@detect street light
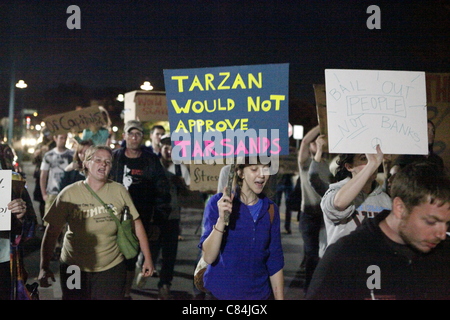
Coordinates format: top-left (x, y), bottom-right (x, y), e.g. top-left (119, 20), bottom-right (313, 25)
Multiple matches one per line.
top-left (116, 94), bottom-right (124, 102)
top-left (15, 79), bottom-right (27, 89)
top-left (7, 70), bottom-right (28, 143)
top-left (140, 81), bottom-right (153, 91)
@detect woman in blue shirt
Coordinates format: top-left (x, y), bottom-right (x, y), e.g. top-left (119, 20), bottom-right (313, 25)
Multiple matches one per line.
top-left (199, 158), bottom-right (284, 300)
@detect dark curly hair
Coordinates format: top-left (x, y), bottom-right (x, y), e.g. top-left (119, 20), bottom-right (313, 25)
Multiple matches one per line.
top-left (334, 153), bottom-right (357, 181)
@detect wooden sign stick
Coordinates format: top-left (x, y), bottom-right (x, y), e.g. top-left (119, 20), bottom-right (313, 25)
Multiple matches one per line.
top-left (223, 163), bottom-right (235, 226)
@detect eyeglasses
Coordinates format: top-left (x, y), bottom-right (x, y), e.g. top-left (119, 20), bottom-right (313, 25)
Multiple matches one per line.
top-left (127, 132), bottom-right (143, 138)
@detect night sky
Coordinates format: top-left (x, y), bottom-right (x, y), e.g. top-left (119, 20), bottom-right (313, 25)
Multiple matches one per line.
top-left (1, 0), bottom-right (449, 119)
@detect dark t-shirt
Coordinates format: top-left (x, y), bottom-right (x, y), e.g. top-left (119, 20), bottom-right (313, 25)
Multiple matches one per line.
top-left (120, 156), bottom-right (156, 224)
top-left (111, 148), bottom-right (171, 229)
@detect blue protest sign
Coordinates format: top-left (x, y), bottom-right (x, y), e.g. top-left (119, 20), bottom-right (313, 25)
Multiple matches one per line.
top-left (163, 63), bottom-right (289, 162)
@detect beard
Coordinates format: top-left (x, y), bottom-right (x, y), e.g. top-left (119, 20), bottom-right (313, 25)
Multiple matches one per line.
top-left (398, 228), bottom-right (423, 253)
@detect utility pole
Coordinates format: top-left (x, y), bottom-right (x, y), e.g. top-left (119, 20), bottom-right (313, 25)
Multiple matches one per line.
top-left (8, 61), bottom-right (15, 144)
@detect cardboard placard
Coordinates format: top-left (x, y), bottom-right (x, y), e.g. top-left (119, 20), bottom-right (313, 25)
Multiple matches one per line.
top-left (44, 106), bottom-right (108, 135)
top-left (426, 73), bottom-right (450, 170)
top-left (189, 163), bottom-right (224, 192)
top-left (313, 83), bottom-right (328, 153)
top-left (123, 91), bottom-right (168, 123)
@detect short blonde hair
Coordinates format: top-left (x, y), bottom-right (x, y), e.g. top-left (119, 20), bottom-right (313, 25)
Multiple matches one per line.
top-left (82, 145), bottom-right (113, 176)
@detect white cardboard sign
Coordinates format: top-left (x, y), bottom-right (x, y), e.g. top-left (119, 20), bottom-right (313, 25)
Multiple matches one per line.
top-left (325, 69), bottom-right (428, 155)
top-left (0, 170), bottom-right (12, 231)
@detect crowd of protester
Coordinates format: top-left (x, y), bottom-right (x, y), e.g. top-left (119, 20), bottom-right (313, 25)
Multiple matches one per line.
top-left (1, 113), bottom-right (449, 300)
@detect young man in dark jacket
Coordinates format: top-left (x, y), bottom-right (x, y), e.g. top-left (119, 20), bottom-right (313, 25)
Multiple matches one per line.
top-left (306, 160), bottom-right (450, 300)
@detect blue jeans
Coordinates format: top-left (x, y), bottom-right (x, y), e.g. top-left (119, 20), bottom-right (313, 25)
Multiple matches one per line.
top-left (299, 209), bottom-right (324, 291)
top-left (274, 183), bottom-right (294, 231)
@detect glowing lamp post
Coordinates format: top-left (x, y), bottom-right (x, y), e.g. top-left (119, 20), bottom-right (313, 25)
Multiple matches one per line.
top-left (140, 81), bottom-right (153, 91)
top-left (15, 80), bottom-right (27, 89)
top-left (7, 74), bottom-right (28, 143)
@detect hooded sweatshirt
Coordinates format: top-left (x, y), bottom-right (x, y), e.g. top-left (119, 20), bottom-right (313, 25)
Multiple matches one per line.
top-left (320, 177), bottom-right (392, 247)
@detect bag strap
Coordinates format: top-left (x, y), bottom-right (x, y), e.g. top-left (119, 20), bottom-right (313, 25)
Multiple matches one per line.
top-left (269, 203), bottom-right (274, 224)
top-left (175, 164), bottom-right (182, 177)
top-left (83, 182), bottom-right (120, 226)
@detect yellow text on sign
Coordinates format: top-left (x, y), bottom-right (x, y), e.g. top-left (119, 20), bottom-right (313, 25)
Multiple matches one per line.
top-left (171, 72), bottom-right (262, 92)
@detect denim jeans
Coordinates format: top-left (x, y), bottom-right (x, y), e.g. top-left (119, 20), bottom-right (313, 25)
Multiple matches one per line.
top-left (274, 181), bottom-right (294, 231)
top-left (299, 209), bottom-right (324, 292)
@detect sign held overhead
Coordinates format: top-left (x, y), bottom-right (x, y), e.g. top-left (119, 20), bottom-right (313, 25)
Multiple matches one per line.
top-left (163, 63), bottom-right (290, 163)
top-left (325, 69), bottom-right (428, 155)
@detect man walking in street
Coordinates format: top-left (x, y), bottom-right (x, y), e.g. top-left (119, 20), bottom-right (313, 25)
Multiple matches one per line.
top-left (39, 133), bottom-right (74, 260)
top-left (111, 120), bottom-right (171, 300)
top-left (40, 133), bottom-right (74, 213)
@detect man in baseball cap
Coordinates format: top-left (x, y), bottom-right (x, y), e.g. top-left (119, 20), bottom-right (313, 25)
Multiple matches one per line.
top-left (111, 119), bottom-right (171, 299)
top-left (124, 120), bottom-right (144, 134)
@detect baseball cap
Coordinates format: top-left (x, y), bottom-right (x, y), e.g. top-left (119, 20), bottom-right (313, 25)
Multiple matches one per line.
top-left (124, 120), bottom-right (144, 133)
top-left (160, 134), bottom-right (171, 145)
